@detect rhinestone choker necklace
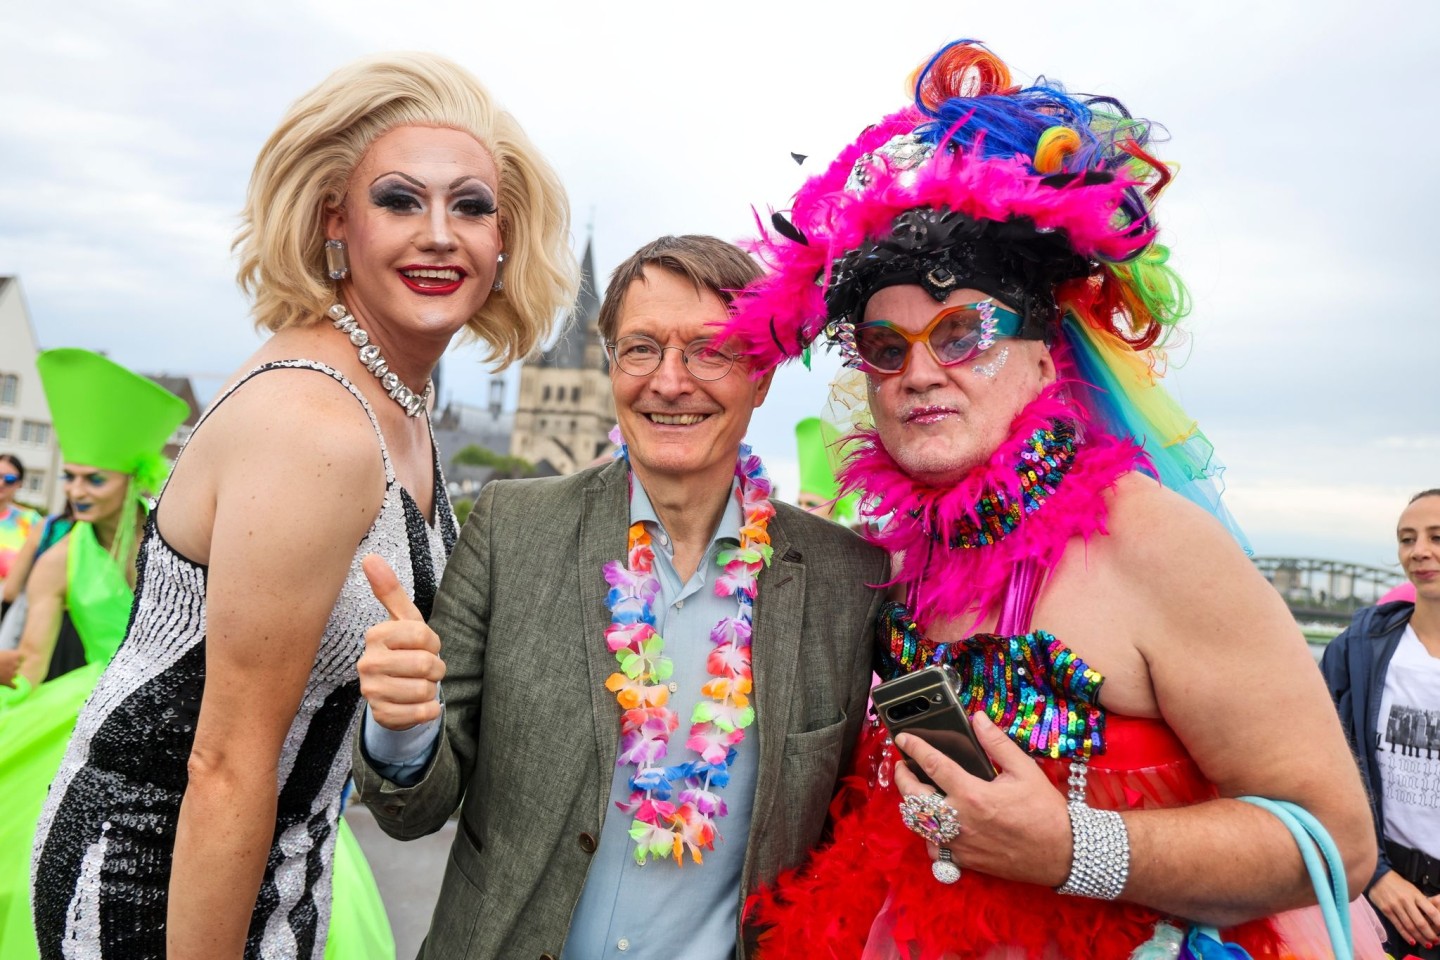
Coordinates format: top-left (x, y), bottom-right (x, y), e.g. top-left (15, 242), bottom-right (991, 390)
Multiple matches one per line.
top-left (327, 303), bottom-right (433, 418)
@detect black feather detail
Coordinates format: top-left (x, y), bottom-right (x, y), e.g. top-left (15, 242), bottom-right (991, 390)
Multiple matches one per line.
top-left (769, 315), bottom-right (787, 356)
top-left (791, 152), bottom-right (807, 165)
top-left (1039, 170), bottom-right (1114, 189)
top-left (771, 211), bottom-right (809, 247)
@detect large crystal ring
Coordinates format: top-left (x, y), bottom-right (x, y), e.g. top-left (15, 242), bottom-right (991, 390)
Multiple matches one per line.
top-left (932, 847), bottom-right (961, 884)
top-left (899, 792), bottom-right (961, 844)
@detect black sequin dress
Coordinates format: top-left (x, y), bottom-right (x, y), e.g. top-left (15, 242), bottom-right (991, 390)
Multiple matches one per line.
top-left (30, 361), bottom-right (457, 959)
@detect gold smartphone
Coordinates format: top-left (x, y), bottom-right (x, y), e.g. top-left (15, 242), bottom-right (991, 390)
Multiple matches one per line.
top-left (872, 664), bottom-right (996, 785)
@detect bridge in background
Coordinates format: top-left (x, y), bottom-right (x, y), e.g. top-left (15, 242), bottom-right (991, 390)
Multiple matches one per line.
top-left (1253, 556), bottom-right (1404, 627)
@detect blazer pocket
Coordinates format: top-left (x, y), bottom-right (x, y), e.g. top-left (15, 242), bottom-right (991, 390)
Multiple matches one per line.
top-left (774, 716), bottom-right (850, 872)
top-left (784, 715), bottom-right (848, 756)
top-left (425, 818), bottom-right (485, 956)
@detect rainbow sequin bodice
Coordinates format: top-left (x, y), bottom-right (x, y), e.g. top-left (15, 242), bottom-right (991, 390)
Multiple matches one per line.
top-left (877, 601), bottom-right (1107, 759)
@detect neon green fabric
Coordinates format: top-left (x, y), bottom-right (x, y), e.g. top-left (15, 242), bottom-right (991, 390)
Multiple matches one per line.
top-left (65, 522), bottom-right (133, 665)
top-left (325, 819), bottom-right (398, 960)
top-left (0, 660), bottom-right (101, 960)
top-left (35, 349), bottom-right (188, 480)
top-left (795, 417), bottom-right (859, 523)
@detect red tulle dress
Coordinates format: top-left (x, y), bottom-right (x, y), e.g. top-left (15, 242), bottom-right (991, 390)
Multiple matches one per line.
top-left (745, 598), bottom-right (1386, 960)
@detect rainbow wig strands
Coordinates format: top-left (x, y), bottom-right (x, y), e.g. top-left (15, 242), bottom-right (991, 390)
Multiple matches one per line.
top-left (724, 39), bottom-right (1248, 548)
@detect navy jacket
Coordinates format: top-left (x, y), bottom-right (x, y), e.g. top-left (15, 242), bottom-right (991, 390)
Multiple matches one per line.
top-left (1319, 600), bottom-right (1415, 889)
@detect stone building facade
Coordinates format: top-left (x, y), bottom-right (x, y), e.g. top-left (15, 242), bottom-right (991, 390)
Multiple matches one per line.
top-left (509, 241), bottom-right (617, 474)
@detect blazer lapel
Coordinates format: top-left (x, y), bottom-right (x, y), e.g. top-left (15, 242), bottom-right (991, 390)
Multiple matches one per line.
top-left (578, 458), bottom-right (631, 823)
top-left (743, 507), bottom-right (806, 881)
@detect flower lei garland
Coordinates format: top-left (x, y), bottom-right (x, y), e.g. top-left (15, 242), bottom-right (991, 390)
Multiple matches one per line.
top-left (603, 440), bottom-right (775, 865)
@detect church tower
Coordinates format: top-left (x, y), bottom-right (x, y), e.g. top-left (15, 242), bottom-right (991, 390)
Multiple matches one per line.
top-left (509, 239), bottom-right (616, 474)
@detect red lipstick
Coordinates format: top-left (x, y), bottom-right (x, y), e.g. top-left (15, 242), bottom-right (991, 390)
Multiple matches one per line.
top-left (398, 265), bottom-right (466, 296)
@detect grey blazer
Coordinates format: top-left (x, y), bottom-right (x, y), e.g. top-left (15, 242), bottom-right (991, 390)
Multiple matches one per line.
top-left (353, 458), bottom-right (888, 960)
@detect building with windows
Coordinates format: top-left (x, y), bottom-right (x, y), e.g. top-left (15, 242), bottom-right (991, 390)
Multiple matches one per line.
top-left (508, 240), bottom-right (617, 474)
top-left (141, 374), bottom-right (202, 460)
top-left (0, 277), bottom-right (63, 512)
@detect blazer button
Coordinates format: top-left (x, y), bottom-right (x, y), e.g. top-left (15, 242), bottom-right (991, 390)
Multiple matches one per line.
top-left (541, 954), bottom-right (559, 960)
top-left (578, 832), bottom-right (598, 854)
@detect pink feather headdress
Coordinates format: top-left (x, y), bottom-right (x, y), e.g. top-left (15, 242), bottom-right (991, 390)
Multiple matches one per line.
top-left (724, 107), bottom-right (1156, 372)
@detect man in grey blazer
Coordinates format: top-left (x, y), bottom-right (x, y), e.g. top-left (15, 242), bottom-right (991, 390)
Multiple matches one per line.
top-left (354, 235), bottom-right (887, 960)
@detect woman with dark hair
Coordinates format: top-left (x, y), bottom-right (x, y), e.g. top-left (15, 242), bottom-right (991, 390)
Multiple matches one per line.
top-left (0, 453), bottom-right (40, 605)
top-left (1324, 490), bottom-right (1440, 958)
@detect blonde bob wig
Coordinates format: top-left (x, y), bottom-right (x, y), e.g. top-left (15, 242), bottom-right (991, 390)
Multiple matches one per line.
top-left (235, 52), bottom-right (577, 366)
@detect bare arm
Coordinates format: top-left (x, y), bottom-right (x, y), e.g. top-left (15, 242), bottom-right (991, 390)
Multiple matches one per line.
top-left (1118, 483), bottom-right (1375, 921)
top-left (2, 520), bottom-right (44, 604)
top-left (166, 379), bottom-right (384, 959)
top-left (4, 543), bottom-right (68, 688)
top-left (896, 479), bottom-right (1375, 927)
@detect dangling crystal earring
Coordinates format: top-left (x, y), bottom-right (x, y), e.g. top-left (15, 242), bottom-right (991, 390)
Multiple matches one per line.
top-left (325, 240), bottom-right (350, 281)
top-left (492, 252), bottom-right (506, 292)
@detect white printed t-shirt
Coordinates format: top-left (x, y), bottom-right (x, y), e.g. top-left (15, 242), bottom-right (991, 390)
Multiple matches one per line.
top-left (1375, 623), bottom-right (1440, 859)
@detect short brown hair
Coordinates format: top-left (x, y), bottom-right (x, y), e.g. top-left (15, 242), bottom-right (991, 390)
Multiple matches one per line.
top-left (596, 235), bottom-right (760, 343)
top-left (235, 52), bottom-right (577, 367)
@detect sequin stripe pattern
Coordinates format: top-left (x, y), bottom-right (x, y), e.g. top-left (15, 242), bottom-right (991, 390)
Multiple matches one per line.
top-left (876, 602), bottom-right (1106, 759)
top-left (31, 527), bottom-right (208, 958)
top-left (30, 359), bottom-right (451, 960)
top-left (934, 421), bottom-right (1078, 548)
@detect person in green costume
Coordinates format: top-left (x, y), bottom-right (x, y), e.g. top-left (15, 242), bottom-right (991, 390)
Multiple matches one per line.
top-left (0, 350), bottom-right (389, 959)
top-left (0, 349), bottom-right (184, 696)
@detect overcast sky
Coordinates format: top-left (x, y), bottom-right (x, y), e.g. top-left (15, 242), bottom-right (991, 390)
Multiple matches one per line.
top-left (1, 1), bottom-right (1433, 571)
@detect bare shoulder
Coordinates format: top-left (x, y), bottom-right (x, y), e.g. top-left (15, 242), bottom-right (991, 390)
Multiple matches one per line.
top-left (200, 367), bottom-right (386, 499)
top-left (1095, 473), bottom-right (1299, 664)
top-left (1099, 472), bottom-right (1257, 589)
top-left (25, 536), bottom-right (69, 596)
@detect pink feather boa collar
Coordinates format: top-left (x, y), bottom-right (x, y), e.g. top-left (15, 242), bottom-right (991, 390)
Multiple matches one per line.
top-left (839, 391), bottom-right (1147, 632)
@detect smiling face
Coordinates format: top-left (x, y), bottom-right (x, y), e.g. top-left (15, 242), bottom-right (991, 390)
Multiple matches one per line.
top-left (1398, 494), bottom-right (1440, 603)
top-left (610, 266), bottom-right (773, 493)
top-left (865, 285), bottom-right (1055, 485)
top-left (326, 124), bottom-right (502, 349)
top-left (63, 464), bottom-right (129, 525)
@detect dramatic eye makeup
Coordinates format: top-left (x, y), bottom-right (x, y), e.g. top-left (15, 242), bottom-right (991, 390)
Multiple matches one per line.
top-left (369, 178), bottom-right (422, 212)
top-left (366, 173), bottom-right (496, 217)
top-left (452, 191), bottom-right (497, 218)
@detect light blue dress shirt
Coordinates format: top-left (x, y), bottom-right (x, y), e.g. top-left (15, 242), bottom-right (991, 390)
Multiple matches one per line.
top-left (364, 476), bottom-right (758, 959)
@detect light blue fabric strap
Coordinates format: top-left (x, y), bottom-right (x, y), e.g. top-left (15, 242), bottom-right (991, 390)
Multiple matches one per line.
top-left (1238, 796), bottom-right (1353, 960)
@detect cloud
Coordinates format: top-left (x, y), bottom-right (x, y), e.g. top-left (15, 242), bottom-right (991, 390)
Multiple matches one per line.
top-left (0, 0), bottom-right (1434, 564)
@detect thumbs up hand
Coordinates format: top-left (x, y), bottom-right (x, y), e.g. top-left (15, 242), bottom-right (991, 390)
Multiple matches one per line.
top-left (357, 554), bottom-right (446, 731)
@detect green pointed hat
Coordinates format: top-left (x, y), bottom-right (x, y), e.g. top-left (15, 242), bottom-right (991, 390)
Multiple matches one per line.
top-left (36, 349), bottom-right (189, 487)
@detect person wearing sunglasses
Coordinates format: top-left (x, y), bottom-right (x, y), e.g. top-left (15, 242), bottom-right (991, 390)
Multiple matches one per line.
top-left (721, 39), bottom-right (1383, 960)
top-left (0, 454), bottom-right (41, 605)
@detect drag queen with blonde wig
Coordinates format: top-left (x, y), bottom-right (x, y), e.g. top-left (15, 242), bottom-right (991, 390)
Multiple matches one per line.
top-left (31, 52), bottom-right (576, 959)
top-left (723, 40), bottom-right (1386, 960)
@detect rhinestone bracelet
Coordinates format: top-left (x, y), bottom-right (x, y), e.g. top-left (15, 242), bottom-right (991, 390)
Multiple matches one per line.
top-left (1056, 800), bottom-right (1130, 900)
